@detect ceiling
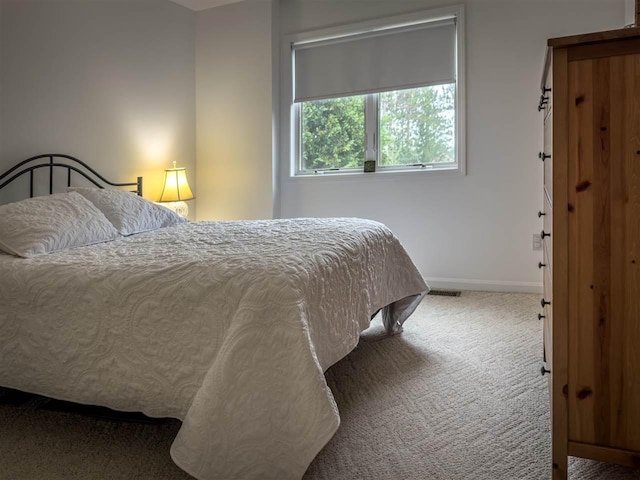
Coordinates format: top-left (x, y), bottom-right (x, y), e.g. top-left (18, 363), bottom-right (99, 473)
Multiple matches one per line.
top-left (169, 0), bottom-right (244, 11)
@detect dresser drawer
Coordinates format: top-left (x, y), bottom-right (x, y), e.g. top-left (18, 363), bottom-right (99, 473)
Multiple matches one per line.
top-left (543, 99), bottom-right (552, 123)
top-left (543, 86), bottom-right (552, 122)
top-left (541, 57), bottom-right (552, 121)
top-left (538, 56), bottom-right (553, 120)
top-left (542, 263), bottom-right (553, 369)
top-left (542, 197), bottom-right (552, 266)
top-left (542, 237), bottom-right (552, 283)
top-left (540, 200), bottom-right (553, 271)
top-left (543, 119), bottom-right (553, 203)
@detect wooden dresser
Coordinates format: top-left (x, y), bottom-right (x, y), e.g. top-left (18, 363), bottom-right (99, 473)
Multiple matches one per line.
top-left (540, 28), bottom-right (640, 479)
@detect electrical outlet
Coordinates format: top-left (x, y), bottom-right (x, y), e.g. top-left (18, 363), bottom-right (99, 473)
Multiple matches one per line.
top-left (532, 233), bottom-right (543, 251)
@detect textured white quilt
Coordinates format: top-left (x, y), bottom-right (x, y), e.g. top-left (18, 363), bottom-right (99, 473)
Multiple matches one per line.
top-left (0, 218), bottom-right (427, 479)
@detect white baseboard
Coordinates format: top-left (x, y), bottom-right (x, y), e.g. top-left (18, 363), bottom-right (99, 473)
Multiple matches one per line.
top-left (423, 276), bottom-right (543, 294)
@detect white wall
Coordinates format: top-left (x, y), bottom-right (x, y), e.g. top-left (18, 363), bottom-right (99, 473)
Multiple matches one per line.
top-left (0, 0), bottom-right (195, 209)
top-left (278, 0), bottom-right (625, 292)
top-left (626, 0), bottom-right (636, 25)
top-left (195, 0), bottom-right (275, 221)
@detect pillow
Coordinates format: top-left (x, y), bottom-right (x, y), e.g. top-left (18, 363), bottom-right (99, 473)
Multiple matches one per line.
top-left (68, 187), bottom-right (186, 236)
top-left (0, 192), bottom-right (120, 258)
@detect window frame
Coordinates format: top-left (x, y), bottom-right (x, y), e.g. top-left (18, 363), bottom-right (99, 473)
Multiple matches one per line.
top-left (297, 94), bottom-right (368, 174)
top-left (281, 5), bottom-right (466, 178)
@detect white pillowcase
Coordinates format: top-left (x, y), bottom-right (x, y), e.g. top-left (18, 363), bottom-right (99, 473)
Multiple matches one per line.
top-left (0, 192), bottom-right (120, 258)
top-left (69, 187), bottom-right (186, 236)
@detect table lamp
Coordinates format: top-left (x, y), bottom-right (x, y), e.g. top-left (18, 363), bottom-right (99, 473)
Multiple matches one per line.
top-left (158, 161), bottom-right (194, 218)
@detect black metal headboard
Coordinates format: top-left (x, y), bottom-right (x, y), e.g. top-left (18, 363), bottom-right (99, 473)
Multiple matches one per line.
top-left (0, 154), bottom-right (143, 197)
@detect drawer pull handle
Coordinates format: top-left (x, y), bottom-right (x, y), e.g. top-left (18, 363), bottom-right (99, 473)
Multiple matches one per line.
top-left (542, 87), bottom-right (551, 94)
top-left (538, 211), bottom-right (546, 217)
top-left (537, 93), bottom-right (549, 111)
top-left (538, 262), bottom-right (546, 269)
top-left (541, 298), bottom-right (551, 308)
top-left (541, 366), bottom-right (551, 376)
top-left (541, 230), bottom-right (551, 239)
top-left (539, 152), bottom-right (551, 161)
top-left (538, 313), bottom-right (545, 320)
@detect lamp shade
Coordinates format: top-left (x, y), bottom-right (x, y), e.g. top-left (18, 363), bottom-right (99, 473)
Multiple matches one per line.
top-left (159, 162), bottom-right (194, 202)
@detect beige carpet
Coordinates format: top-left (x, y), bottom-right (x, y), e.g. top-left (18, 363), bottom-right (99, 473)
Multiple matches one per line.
top-left (1, 291), bottom-right (639, 479)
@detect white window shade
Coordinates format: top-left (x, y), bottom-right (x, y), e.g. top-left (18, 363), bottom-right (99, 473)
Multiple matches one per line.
top-left (293, 19), bottom-right (456, 103)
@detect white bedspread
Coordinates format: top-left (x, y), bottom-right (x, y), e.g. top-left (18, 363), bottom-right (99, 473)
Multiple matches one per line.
top-left (0, 218), bottom-right (427, 479)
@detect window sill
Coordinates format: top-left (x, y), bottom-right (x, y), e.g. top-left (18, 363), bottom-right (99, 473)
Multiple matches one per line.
top-left (288, 165), bottom-right (463, 182)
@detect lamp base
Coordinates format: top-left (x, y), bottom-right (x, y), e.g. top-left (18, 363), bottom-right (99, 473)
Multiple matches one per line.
top-left (159, 201), bottom-right (189, 218)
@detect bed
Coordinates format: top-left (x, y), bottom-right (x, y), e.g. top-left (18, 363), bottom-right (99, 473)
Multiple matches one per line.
top-left (0, 154), bottom-right (428, 480)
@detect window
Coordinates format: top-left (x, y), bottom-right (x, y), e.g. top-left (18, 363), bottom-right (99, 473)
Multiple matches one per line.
top-left (301, 95), bottom-right (365, 171)
top-left (284, 6), bottom-right (465, 176)
top-left (379, 84), bottom-right (455, 167)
